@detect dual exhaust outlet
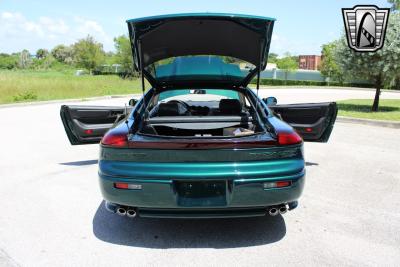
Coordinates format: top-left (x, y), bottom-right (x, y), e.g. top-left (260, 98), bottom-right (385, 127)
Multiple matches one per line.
top-left (110, 203), bottom-right (288, 218)
top-left (116, 207), bottom-right (137, 218)
top-left (268, 204), bottom-right (288, 216)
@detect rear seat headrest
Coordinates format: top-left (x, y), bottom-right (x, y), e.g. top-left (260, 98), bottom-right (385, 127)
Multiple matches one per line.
top-left (157, 103), bottom-right (180, 116)
top-left (219, 99), bottom-right (242, 115)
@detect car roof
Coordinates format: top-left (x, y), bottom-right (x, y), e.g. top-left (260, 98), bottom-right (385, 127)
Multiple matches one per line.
top-left (126, 12), bottom-right (276, 23)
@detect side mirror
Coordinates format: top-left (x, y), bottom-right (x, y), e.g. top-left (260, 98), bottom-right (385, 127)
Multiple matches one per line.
top-left (129, 98), bottom-right (138, 106)
top-left (263, 97), bottom-right (278, 106)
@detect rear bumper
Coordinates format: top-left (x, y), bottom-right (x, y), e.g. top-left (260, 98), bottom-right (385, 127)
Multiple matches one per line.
top-left (98, 159), bottom-right (305, 217)
top-left (138, 207), bottom-right (269, 218)
top-left (105, 201), bottom-right (300, 218)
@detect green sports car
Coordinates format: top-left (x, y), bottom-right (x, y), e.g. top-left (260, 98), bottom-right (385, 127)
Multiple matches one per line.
top-left (61, 13), bottom-right (337, 218)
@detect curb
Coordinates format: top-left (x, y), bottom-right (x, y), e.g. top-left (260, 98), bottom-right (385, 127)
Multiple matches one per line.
top-left (1, 87), bottom-right (399, 108)
top-left (250, 85), bottom-right (400, 93)
top-left (1, 95), bottom-right (399, 129)
top-left (0, 94), bottom-right (139, 109)
top-left (337, 116), bottom-right (400, 129)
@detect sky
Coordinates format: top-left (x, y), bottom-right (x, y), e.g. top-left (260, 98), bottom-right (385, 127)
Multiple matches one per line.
top-left (0, 0), bottom-right (392, 56)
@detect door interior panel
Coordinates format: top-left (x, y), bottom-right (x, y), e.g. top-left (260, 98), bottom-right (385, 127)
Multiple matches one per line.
top-left (269, 102), bottom-right (337, 142)
top-left (60, 105), bottom-right (127, 145)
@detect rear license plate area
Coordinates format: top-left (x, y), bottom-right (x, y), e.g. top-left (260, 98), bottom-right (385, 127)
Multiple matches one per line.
top-left (175, 181), bottom-right (227, 207)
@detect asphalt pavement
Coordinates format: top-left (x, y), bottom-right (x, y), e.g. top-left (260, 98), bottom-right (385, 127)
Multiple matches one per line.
top-left (0, 89), bottom-right (399, 267)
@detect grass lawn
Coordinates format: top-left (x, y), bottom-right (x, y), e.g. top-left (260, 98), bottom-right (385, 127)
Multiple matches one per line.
top-left (337, 99), bottom-right (400, 121)
top-left (1, 70), bottom-right (399, 122)
top-left (0, 70), bottom-right (143, 104)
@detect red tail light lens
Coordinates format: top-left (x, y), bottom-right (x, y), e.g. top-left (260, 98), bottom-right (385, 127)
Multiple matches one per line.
top-left (114, 182), bottom-right (129, 189)
top-left (101, 132), bottom-right (128, 147)
top-left (114, 182), bottom-right (142, 190)
top-left (276, 181), bottom-right (291, 187)
top-left (277, 132), bottom-right (302, 145)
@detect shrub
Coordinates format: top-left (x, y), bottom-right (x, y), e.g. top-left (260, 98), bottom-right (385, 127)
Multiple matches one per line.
top-left (0, 54), bottom-right (18, 69)
top-left (250, 78), bottom-right (376, 88)
top-left (13, 91), bottom-right (38, 102)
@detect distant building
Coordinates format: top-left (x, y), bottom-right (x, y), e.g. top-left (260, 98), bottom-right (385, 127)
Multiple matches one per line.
top-left (298, 55), bottom-right (322, 70)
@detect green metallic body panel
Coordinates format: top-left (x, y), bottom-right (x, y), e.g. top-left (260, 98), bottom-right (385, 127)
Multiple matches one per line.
top-left (153, 56), bottom-right (246, 84)
top-left (99, 159), bottom-right (303, 179)
top-left (100, 146), bottom-right (302, 163)
top-left (99, 170), bottom-right (304, 209)
top-left (98, 145), bottom-right (305, 217)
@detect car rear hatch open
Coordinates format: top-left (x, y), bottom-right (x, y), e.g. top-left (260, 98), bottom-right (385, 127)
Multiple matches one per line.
top-left (127, 13), bottom-right (275, 88)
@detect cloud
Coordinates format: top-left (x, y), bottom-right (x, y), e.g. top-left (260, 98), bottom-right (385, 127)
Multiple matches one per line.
top-left (39, 17), bottom-right (70, 35)
top-left (74, 17), bottom-right (113, 48)
top-left (2, 12), bottom-right (16, 19)
top-left (0, 11), bottom-right (329, 56)
top-left (76, 18), bottom-right (104, 35)
top-left (0, 11), bottom-right (114, 53)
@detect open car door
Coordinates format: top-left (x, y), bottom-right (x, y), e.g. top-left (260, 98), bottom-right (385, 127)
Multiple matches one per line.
top-left (269, 102), bottom-right (338, 142)
top-left (60, 105), bottom-right (128, 145)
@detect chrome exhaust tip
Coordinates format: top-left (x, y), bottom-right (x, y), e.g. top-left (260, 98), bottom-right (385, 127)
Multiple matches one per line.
top-left (268, 207), bottom-right (279, 216)
top-left (116, 207), bottom-right (127, 216)
top-left (126, 209), bottom-right (137, 218)
top-left (279, 205), bottom-right (288, 215)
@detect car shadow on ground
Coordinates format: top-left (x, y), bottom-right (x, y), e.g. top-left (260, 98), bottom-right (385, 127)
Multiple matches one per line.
top-left (92, 201), bottom-right (286, 249)
top-left (59, 159), bottom-right (98, 166)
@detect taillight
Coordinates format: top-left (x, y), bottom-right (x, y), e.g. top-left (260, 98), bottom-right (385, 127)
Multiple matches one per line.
top-left (101, 132), bottom-right (128, 147)
top-left (277, 132), bottom-right (302, 145)
top-left (263, 180), bottom-right (292, 189)
top-left (276, 181), bottom-right (291, 187)
top-left (114, 182), bottom-right (129, 189)
top-left (114, 182), bottom-right (142, 190)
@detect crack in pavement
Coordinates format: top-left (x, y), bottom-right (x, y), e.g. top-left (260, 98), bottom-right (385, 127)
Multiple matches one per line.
top-left (0, 248), bottom-right (20, 267)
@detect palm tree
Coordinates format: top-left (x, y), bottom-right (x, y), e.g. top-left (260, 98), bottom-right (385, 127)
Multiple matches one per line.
top-left (388, 0), bottom-right (399, 12)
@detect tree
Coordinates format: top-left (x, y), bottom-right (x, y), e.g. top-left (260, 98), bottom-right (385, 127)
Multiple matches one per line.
top-left (73, 35), bottom-right (105, 73)
top-left (104, 51), bottom-right (116, 64)
top-left (36, 49), bottom-right (49, 59)
top-left (18, 50), bottom-right (32, 69)
top-left (320, 41), bottom-right (344, 84)
top-left (391, 76), bottom-right (400, 90)
top-left (334, 13), bottom-right (400, 111)
top-left (51, 45), bottom-right (74, 64)
top-left (268, 53), bottom-right (279, 63)
top-left (0, 53), bottom-right (18, 69)
top-left (31, 54), bottom-right (57, 70)
top-left (277, 52), bottom-right (298, 82)
top-left (114, 35), bottom-right (135, 76)
top-left (388, 0), bottom-right (399, 11)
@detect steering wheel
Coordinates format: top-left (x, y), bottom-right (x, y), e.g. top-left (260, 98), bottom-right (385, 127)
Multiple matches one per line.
top-left (167, 100), bottom-right (191, 114)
